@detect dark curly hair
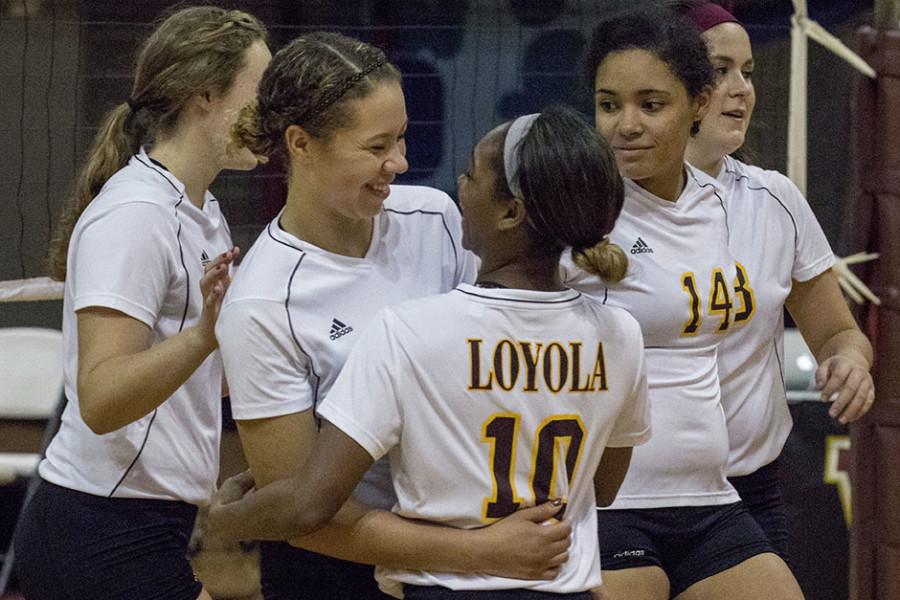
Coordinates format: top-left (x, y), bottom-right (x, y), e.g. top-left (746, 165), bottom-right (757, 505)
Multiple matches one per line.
top-left (584, 7), bottom-right (714, 100)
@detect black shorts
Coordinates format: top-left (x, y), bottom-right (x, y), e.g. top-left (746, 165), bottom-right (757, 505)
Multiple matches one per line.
top-left (727, 457), bottom-right (790, 562)
top-left (260, 541), bottom-right (392, 600)
top-left (13, 480), bottom-right (202, 600)
top-left (597, 502), bottom-right (774, 597)
top-left (404, 585), bottom-right (593, 599)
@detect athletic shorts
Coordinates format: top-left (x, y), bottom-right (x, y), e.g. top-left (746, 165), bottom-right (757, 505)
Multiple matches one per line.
top-left (597, 501), bottom-right (775, 597)
top-left (404, 585), bottom-right (593, 599)
top-left (260, 541), bottom-right (392, 600)
top-left (13, 479), bottom-right (201, 600)
top-left (728, 457), bottom-right (790, 562)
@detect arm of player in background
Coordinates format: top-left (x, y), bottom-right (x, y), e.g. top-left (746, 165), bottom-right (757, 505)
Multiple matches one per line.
top-left (594, 447), bottom-right (634, 507)
top-left (786, 268), bottom-right (875, 424)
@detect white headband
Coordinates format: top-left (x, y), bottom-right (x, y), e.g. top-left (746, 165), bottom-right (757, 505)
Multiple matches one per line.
top-left (503, 113), bottom-right (540, 198)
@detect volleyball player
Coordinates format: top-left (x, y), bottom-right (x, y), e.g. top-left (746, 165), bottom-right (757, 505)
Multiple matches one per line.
top-left (12, 7), bottom-right (269, 600)
top-left (564, 9), bottom-right (804, 599)
top-left (211, 104), bottom-right (650, 599)
top-left (674, 0), bottom-right (874, 558)
top-left (214, 33), bottom-right (574, 600)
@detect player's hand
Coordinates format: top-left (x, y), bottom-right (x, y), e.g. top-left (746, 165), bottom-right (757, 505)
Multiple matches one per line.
top-left (475, 500), bottom-right (572, 580)
top-left (208, 470), bottom-right (256, 540)
top-left (817, 354), bottom-right (875, 424)
top-left (196, 246), bottom-right (240, 350)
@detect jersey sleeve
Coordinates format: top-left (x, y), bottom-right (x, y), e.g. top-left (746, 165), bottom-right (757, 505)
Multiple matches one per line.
top-left (217, 299), bottom-right (315, 420)
top-left (771, 172), bottom-right (836, 282)
top-left (70, 203), bottom-right (174, 327)
top-left (316, 309), bottom-right (407, 461)
top-left (607, 315), bottom-right (652, 448)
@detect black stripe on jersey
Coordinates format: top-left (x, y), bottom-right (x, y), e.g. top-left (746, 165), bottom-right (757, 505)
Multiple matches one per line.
top-left (725, 167), bottom-right (800, 249)
top-left (772, 334), bottom-right (788, 400)
top-left (457, 287), bottom-right (582, 304)
top-left (108, 156), bottom-right (193, 496)
top-left (267, 219), bottom-right (305, 251)
top-left (688, 169), bottom-right (731, 242)
top-left (108, 409), bottom-right (158, 497)
top-left (383, 208), bottom-right (460, 276)
top-left (284, 252), bottom-right (323, 412)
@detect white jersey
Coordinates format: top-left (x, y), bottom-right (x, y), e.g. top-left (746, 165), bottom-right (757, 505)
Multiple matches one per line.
top-left (40, 149), bottom-right (232, 505)
top-left (217, 186), bottom-right (476, 509)
top-left (716, 156), bottom-right (834, 476)
top-left (318, 284), bottom-right (650, 593)
top-left (564, 165), bottom-right (745, 508)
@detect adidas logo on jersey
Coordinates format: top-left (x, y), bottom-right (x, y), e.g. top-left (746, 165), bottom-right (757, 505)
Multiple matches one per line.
top-left (200, 250), bottom-right (211, 267)
top-left (329, 318), bottom-right (354, 341)
top-left (630, 237), bottom-right (654, 254)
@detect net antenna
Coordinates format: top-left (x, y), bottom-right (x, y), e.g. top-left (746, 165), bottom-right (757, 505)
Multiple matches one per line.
top-left (788, 0), bottom-right (876, 196)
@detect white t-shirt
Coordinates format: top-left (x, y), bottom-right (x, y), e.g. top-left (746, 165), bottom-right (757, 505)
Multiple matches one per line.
top-left (564, 165), bottom-right (744, 508)
top-left (40, 149), bottom-right (232, 505)
top-left (217, 185), bottom-right (476, 509)
top-left (716, 156), bottom-right (835, 476)
top-left (318, 284), bottom-right (650, 593)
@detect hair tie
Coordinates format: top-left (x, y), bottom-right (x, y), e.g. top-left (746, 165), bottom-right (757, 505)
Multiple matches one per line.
top-left (503, 113), bottom-right (540, 198)
top-left (299, 59), bottom-right (387, 125)
top-left (684, 2), bottom-right (741, 32)
top-left (126, 98), bottom-right (143, 113)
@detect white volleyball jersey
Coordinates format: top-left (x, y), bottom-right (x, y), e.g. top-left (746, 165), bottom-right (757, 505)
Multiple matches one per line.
top-left (564, 165), bottom-right (745, 508)
top-left (217, 186), bottom-right (476, 509)
top-left (317, 284), bottom-right (650, 593)
top-left (716, 156), bottom-right (834, 476)
top-left (40, 149), bottom-right (232, 505)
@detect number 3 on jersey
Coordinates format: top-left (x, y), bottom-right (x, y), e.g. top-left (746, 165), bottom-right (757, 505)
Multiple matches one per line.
top-left (681, 262), bottom-right (755, 336)
top-left (481, 413), bottom-right (585, 521)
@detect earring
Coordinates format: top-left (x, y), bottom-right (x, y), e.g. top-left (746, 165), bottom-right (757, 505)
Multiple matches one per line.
top-left (690, 121), bottom-right (700, 137)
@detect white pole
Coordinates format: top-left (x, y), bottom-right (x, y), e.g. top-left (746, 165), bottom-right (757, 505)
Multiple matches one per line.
top-left (788, 1), bottom-right (809, 195)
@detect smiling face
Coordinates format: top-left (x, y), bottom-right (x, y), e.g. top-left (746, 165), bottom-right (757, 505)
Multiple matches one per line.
top-left (693, 22), bottom-right (756, 167)
top-left (305, 81), bottom-right (409, 220)
top-left (594, 49), bottom-right (708, 200)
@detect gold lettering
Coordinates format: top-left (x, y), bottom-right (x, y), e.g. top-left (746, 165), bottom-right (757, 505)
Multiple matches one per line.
top-left (468, 339), bottom-right (493, 390)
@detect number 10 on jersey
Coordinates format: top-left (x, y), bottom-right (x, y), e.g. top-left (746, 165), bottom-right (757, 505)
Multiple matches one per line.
top-left (481, 413), bottom-right (586, 521)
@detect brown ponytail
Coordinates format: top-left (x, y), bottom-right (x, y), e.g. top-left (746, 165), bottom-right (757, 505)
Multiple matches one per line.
top-left (47, 104), bottom-right (136, 280)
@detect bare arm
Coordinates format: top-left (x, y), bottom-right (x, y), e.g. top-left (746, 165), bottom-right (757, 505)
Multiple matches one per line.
top-left (295, 498), bottom-right (571, 579)
top-left (786, 268), bottom-right (875, 424)
top-left (234, 410), bottom-right (572, 579)
top-left (77, 248), bottom-right (237, 434)
top-left (594, 447), bottom-right (633, 507)
top-left (210, 420), bottom-right (372, 540)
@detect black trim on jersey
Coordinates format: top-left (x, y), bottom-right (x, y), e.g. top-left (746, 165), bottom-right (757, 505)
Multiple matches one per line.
top-left (773, 334), bottom-right (789, 400)
top-left (108, 155), bottom-right (193, 496)
top-left (268, 219), bottom-right (304, 252)
top-left (108, 409), bottom-right (158, 497)
top-left (283, 252), bottom-right (323, 411)
top-left (383, 208), bottom-right (460, 276)
top-left (725, 165), bottom-right (799, 248)
top-left (689, 169), bottom-right (731, 242)
top-left (457, 287), bottom-right (582, 304)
